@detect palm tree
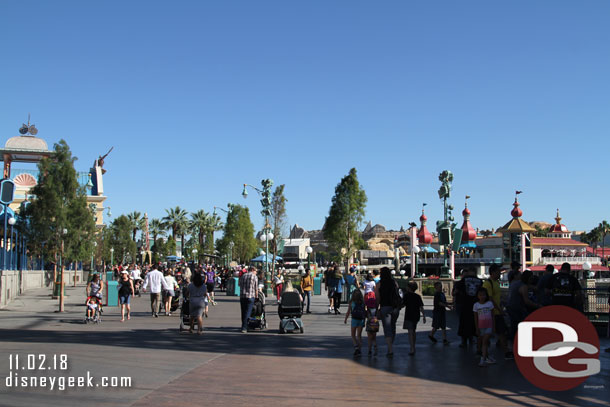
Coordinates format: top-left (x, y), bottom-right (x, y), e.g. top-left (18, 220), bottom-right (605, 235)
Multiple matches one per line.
top-left (162, 206), bottom-right (188, 240)
top-left (598, 220), bottom-right (610, 256)
top-left (149, 218), bottom-right (166, 243)
top-left (190, 210), bottom-right (209, 247)
top-left (206, 213), bottom-right (223, 252)
top-left (126, 211), bottom-right (145, 242)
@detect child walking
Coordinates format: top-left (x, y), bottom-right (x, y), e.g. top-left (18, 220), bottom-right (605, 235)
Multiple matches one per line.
top-left (429, 281), bottom-right (450, 344)
top-left (344, 289), bottom-right (366, 356)
top-left (473, 287), bottom-right (496, 367)
top-left (403, 282), bottom-right (426, 356)
top-left (365, 305), bottom-right (379, 356)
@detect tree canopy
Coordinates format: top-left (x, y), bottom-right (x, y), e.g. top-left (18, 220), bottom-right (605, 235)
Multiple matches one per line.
top-left (217, 204), bottom-right (257, 263)
top-left (323, 168), bottom-right (367, 263)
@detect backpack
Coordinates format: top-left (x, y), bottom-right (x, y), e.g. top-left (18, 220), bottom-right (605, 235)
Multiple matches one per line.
top-left (367, 311), bottom-right (380, 332)
top-left (391, 282), bottom-right (404, 309)
top-left (352, 302), bottom-right (366, 319)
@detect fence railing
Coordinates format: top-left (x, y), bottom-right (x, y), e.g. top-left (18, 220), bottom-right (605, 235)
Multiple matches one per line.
top-left (540, 256), bottom-right (601, 265)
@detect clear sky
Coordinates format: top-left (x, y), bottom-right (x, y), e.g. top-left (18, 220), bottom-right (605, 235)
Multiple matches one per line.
top-left (1, 1), bottom-right (609, 235)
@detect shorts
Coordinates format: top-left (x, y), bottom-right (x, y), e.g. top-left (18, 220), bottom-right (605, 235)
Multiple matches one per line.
top-left (479, 327), bottom-right (492, 336)
top-left (328, 288), bottom-right (336, 299)
top-left (351, 318), bottom-right (365, 328)
top-left (119, 295), bottom-right (131, 305)
top-left (432, 311), bottom-right (446, 330)
top-left (206, 283), bottom-right (215, 293)
top-left (164, 289), bottom-right (175, 298)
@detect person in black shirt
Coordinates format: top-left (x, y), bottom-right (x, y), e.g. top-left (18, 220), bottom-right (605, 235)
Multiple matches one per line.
top-left (545, 262), bottom-right (582, 311)
top-left (403, 281), bottom-right (426, 356)
top-left (453, 268), bottom-right (482, 347)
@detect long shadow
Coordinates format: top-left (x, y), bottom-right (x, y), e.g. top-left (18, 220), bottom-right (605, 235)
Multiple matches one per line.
top-left (1, 298), bottom-right (608, 407)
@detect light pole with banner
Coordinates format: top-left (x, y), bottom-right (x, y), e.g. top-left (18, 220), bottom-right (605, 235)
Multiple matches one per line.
top-left (0, 179), bottom-right (15, 270)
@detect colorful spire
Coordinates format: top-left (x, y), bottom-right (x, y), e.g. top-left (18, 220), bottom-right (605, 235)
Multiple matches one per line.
top-left (417, 207), bottom-right (433, 245)
top-left (461, 197), bottom-right (476, 243)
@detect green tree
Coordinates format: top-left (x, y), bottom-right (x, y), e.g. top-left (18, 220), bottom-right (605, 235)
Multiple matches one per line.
top-left (149, 218), bottom-right (165, 242)
top-left (217, 204), bottom-right (257, 263)
top-left (322, 168), bottom-right (367, 267)
top-left (270, 184), bottom-right (288, 274)
top-left (533, 224), bottom-right (549, 237)
top-left (126, 211), bottom-right (145, 243)
top-left (106, 215), bottom-right (137, 265)
top-left (22, 140), bottom-right (96, 268)
top-left (162, 206), bottom-right (188, 256)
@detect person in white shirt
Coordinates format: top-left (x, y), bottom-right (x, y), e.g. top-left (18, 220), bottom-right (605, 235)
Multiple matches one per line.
top-left (142, 267), bottom-right (171, 317)
top-left (130, 265), bottom-right (142, 297)
top-left (163, 270), bottom-right (178, 316)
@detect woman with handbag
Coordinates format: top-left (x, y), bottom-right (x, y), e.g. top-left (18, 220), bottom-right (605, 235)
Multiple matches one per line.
top-left (374, 267), bottom-right (402, 357)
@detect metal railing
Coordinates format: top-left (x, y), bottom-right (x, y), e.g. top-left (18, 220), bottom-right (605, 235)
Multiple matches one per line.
top-left (583, 288), bottom-right (609, 317)
top-left (540, 256), bottom-right (601, 265)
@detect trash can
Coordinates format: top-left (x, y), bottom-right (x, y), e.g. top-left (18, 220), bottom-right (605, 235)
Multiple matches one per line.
top-left (226, 277), bottom-right (240, 296)
top-left (106, 271), bottom-right (114, 282)
top-left (106, 281), bottom-right (118, 306)
top-left (313, 277), bottom-right (321, 296)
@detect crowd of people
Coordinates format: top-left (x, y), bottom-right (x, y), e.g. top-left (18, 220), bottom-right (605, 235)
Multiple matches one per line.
top-left (85, 259), bottom-right (609, 359)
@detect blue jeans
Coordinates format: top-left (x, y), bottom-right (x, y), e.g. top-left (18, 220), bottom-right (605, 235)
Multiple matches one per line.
top-left (380, 306), bottom-right (399, 340)
top-left (240, 297), bottom-right (255, 331)
top-left (302, 291), bottom-right (311, 312)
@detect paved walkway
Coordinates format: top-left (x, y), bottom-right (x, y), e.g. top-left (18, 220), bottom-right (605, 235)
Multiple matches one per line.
top-left (0, 284), bottom-right (608, 407)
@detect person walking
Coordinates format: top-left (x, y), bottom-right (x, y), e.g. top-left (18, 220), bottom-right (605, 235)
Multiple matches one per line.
top-left (362, 273), bottom-right (377, 309)
top-left (428, 281), bottom-right (450, 345)
top-left (507, 269), bottom-right (541, 341)
top-left (536, 264), bottom-right (555, 306)
top-left (206, 268), bottom-right (217, 305)
top-left (238, 266), bottom-right (259, 333)
top-left (474, 287), bottom-right (496, 367)
top-left (86, 274), bottom-right (104, 300)
top-left (163, 269), bottom-right (178, 316)
top-left (545, 262), bottom-right (583, 310)
top-left (143, 266), bottom-right (171, 317)
top-left (402, 281), bottom-right (426, 356)
top-left (187, 272), bottom-right (208, 334)
top-left (374, 267), bottom-right (401, 357)
top-left (454, 268), bottom-right (482, 348)
top-left (301, 268), bottom-right (313, 313)
top-left (118, 271), bottom-right (134, 322)
top-left (333, 270), bottom-right (345, 315)
top-left (273, 270), bottom-right (284, 302)
top-left (482, 264), bottom-right (513, 359)
top-left (344, 289), bottom-right (366, 356)
top-left (345, 267), bottom-right (359, 303)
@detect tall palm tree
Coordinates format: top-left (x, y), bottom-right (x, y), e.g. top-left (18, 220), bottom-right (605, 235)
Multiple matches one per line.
top-left (598, 220), bottom-right (610, 256)
top-left (162, 206), bottom-right (188, 240)
top-left (190, 210), bottom-right (209, 247)
top-left (126, 211), bottom-right (145, 242)
top-left (149, 218), bottom-right (166, 243)
top-left (206, 213), bottom-right (223, 252)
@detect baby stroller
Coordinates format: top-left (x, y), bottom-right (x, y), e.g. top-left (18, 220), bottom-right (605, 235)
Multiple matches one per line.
top-left (179, 285), bottom-right (190, 332)
top-left (248, 290), bottom-right (267, 330)
top-left (278, 291), bottom-right (304, 334)
top-left (84, 296), bottom-right (103, 324)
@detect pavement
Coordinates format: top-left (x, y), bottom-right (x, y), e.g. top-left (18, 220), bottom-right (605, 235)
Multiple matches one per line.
top-left (0, 284), bottom-right (608, 407)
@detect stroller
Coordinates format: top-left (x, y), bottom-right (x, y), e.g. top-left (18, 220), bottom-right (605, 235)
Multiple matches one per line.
top-left (278, 291), bottom-right (304, 334)
top-left (84, 296), bottom-right (103, 324)
top-left (248, 290), bottom-right (267, 330)
top-left (179, 285), bottom-right (190, 332)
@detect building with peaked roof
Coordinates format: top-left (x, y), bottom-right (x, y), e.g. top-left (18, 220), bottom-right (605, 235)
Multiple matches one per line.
top-left (460, 200), bottom-right (477, 250)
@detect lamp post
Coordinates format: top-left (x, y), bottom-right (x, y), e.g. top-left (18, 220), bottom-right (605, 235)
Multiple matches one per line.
top-left (583, 261), bottom-right (592, 279)
top-left (306, 246), bottom-right (313, 268)
top-left (413, 245), bottom-right (421, 277)
top-left (8, 217), bottom-right (15, 270)
top-left (91, 241), bottom-right (97, 274)
top-left (242, 179), bottom-right (274, 294)
top-left (59, 227), bottom-right (67, 312)
top-left (110, 247), bottom-right (114, 269)
top-left (192, 248), bottom-right (198, 264)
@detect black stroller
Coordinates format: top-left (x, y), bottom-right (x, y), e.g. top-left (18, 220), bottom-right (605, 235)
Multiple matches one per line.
top-left (278, 291), bottom-right (304, 334)
top-left (248, 291), bottom-right (267, 330)
top-left (179, 284), bottom-right (190, 332)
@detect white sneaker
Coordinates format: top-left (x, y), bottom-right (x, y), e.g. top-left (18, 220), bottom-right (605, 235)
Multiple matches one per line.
top-left (478, 357), bottom-right (486, 367)
top-left (485, 357), bottom-right (496, 364)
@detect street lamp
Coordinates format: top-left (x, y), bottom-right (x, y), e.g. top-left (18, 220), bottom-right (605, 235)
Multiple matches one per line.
top-left (298, 263), bottom-right (305, 276)
top-left (91, 241), bottom-right (97, 274)
top-left (583, 261), bottom-right (593, 279)
top-left (110, 247), bottom-right (115, 268)
top-left (228, 241), bottom-right (234, 266)
top-left (306, 246), bottom-right (313, 267)
top-left (413, 245), bottom-right (421, 277)
top-left (8, 217), bottom-right (15, 270)
top-left (242, 179), bottom-right (274, 294)
top-left (192, 248), bottom-right (198, 263)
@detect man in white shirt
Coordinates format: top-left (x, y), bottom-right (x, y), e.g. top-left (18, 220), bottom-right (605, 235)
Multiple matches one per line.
top-left (143, 266), bottom-right (171, 317)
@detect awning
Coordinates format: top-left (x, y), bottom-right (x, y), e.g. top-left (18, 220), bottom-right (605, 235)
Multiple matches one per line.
top-left (251, 254), bottom-right (283, 263)
top-left (460, 242), bottom-right (477, 249)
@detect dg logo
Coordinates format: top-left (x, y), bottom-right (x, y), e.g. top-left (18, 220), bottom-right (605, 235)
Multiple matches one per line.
top-left (515, 305), bottom-right (601, 391)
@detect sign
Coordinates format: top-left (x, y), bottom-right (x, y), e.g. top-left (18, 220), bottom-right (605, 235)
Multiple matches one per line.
top-left (514, 305), bottom-right (600, 391)
top-left (452, 229), bottom-right (463, 252)
top-left (0, 179), bottom-right (15, 205)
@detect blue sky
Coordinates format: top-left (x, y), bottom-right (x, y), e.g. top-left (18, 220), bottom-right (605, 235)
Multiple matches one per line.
top-left (1, 1), bottom-right (609, 234)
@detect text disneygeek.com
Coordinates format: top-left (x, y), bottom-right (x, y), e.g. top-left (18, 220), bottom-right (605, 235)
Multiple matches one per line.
top-left (4, 354), bottom-right (131, 391)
